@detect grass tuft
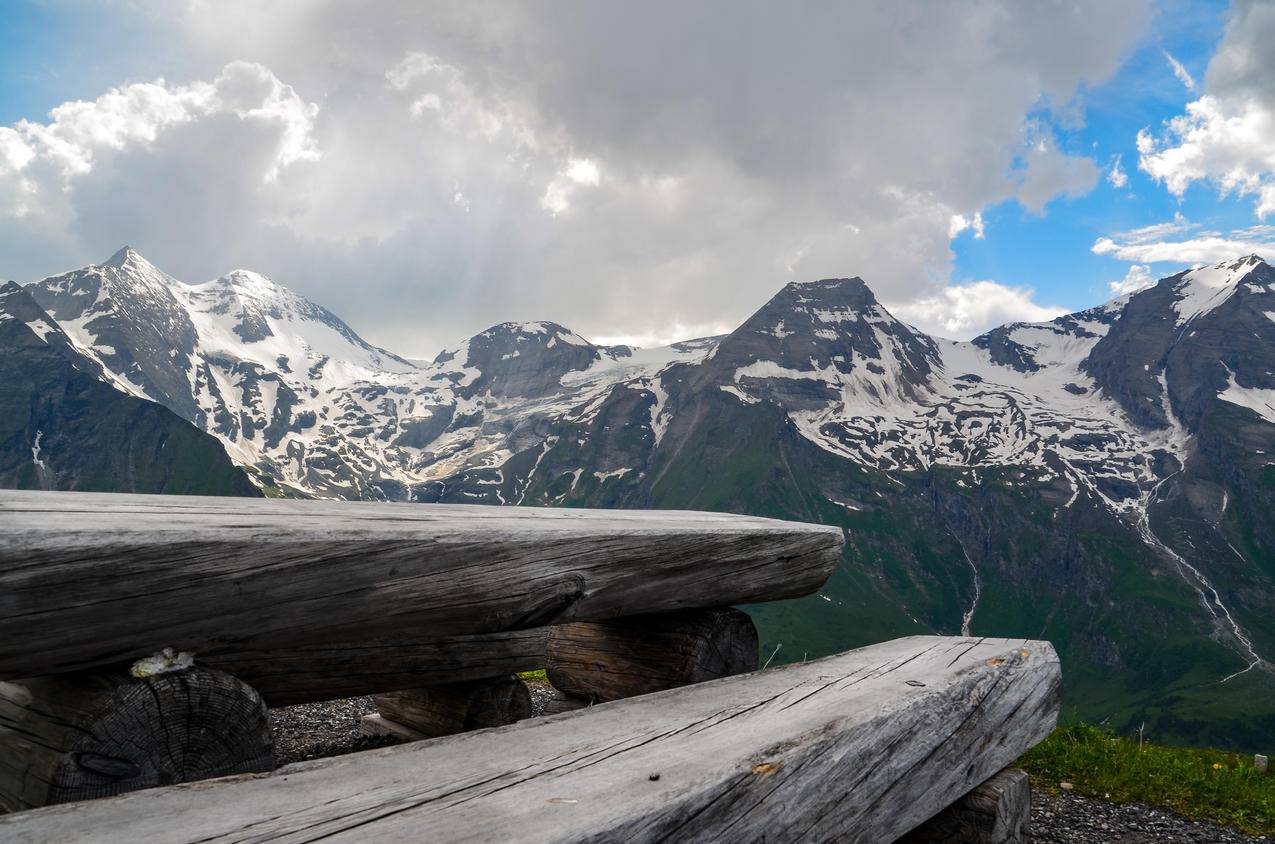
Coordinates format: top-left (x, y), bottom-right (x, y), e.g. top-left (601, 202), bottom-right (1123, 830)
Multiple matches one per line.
top-left (1018, 724), bottom-right (1275, 836)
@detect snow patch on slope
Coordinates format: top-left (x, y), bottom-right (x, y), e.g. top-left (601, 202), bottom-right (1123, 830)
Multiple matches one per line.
top-left (1218, 366), bottom-right (1275, 425)
top-left (1172, 255), bottom-right (1264, 326)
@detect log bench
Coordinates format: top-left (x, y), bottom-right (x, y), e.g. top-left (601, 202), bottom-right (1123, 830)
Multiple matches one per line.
top-left (0, 636), bottom-right (1060, 843)
top-left (0, 489), bottom-right (841, 810)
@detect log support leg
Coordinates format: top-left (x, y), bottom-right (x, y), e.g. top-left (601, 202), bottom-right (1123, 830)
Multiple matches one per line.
top-left (0, 665), bottom-right (273, 812)
top-left (370, 675), bottom-right (532, 739)
top-left (540, 687), bottom-right (590, 715)
top-left (546, 606), bottom-right (759, 702)
top-left (897, 767), bottom-right (1031, 843)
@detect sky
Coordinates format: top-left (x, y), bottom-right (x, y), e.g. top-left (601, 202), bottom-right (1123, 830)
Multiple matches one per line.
top-left (2, 0), bottom-right (1275, 356)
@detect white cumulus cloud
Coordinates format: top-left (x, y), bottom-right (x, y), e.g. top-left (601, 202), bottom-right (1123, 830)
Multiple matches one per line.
top-left (1108, 263), bottom-right (1156, 295)
top-left (948, 211), bottom-right (985, 239)
top-left (1139, 2), bottom-right (1275, 218)
top-left (889, 281), bottom-right (1068, 339)
top-left (1092, 216), bottom-right (1275, 264)
top-left (1, 1), bottom-right (1148, 354)
top-left (0, 62), bottom-right (316, 187)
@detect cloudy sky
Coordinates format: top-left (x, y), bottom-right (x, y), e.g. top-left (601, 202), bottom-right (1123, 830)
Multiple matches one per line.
top-left (2, 0), bottom-right (1273, 355)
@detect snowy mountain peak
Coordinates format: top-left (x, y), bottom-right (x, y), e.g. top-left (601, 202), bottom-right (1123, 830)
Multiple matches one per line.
top-left (479, 320), bottom-right (593, 347)
top-left (218, 268), bottom-right (284, 296)
top-left (707, 273), bottom-right (939, 411)
top-left (102, 245), bottom-right (146, 269)
top-left (433, 319), bottom-right (611, 398)
top-left (1170, 254), bottom-right (1269, 325)
top-left (788, 274), bottom-right (875, 297)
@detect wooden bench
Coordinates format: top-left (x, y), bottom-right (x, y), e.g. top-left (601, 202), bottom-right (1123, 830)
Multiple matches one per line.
top-left (0, 636), bottom-right (1060, 843)
top-left (0, 490), bottom-right (1060, 840)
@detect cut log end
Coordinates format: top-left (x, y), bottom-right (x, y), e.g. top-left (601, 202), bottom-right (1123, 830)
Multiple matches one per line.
top-left (547, 606), bottom-right (759, 702)
top-left (373, 675), bottom-right (532, 739)
top-left (0, 667), bottom-right (273, 813)
top-left (897, 767), bottom-right (1031, 843)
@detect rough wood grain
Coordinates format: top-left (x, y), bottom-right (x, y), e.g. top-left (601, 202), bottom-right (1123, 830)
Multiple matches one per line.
top-left (0, 666), bottom-right (271, 813)
top-left (0, 490), bottom-right (842, 680)
top-left (373, 676), bottom-right (532, 738)
top-left (897, 767), bottom-right (1031, 843)
top-left (201, 627), bottom-right (549, 706)
top-left (0, 636), bottom-right (1060, 843)
top-left (547, 607), bottom-right (758, 701)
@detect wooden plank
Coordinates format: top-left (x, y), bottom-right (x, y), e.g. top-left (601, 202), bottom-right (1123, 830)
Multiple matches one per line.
top-left (0, 636), bottom-right (1061, 843)
top-left (0, 490), bottom-right (842, 680)
top-left (546, 607), bottom-right (758, 702)
top-left (898, 767), bottom-right (1031, 843)
top-left (200, 628), bottom-right (549, 707)
top-left (0, 666), bottom-right (272, 813)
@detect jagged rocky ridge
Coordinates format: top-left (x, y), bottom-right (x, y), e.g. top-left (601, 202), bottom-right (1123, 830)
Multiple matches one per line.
top-left (18, 249), bottom-right (1275, 747)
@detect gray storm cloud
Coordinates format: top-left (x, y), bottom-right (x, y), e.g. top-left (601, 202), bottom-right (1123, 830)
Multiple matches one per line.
top-left (1, 1), bottom-right (1148, 354)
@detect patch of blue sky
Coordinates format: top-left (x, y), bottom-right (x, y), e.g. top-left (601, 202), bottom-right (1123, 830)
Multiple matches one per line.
top-left (0, 1), bottom-right (183, 126)
top-left (951, 0), bottom-right (1250, 313)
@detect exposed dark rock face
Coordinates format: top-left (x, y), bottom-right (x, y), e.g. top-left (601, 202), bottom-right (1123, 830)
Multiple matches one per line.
top-left (0, 282), bottom-right (258, 496)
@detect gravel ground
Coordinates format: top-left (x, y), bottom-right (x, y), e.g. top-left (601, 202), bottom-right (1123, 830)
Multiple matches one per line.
top-left (268, 680), bottom-right (562, 766)
top-left (269, 696), bottom-right (398, 766)
top-left (270, 691), bottom-right (1269, 842)
top-left (524, 677), bottom-right (564, 714)
top-left (1031, 789), bottom-right (1268, 843)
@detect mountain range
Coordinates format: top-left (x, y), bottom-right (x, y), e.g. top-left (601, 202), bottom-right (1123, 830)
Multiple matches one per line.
top-left (5, 246), bottom-right (1275, 749)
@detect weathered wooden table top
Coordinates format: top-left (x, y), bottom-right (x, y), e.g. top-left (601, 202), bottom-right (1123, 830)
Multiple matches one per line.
top-left (0, 490), bottom-right (844, 678)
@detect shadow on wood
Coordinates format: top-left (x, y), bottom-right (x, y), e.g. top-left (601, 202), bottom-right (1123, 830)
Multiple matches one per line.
top-left (373, 676), bottom-right (532, 739)
top-left (359, 713), bottom-right (428, 743)
top-left (547, 607), bottom-right (758, 702)
top-left (898, 767), bottom-right (1031, 843)
top-left (201, 628), bottom-right (549, 707)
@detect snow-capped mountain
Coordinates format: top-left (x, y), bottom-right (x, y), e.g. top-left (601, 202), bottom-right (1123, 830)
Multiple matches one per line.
top-left (12, 248), bottom-right (1275, 747)
top-left (25, 249), bottom-right (713, 497)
